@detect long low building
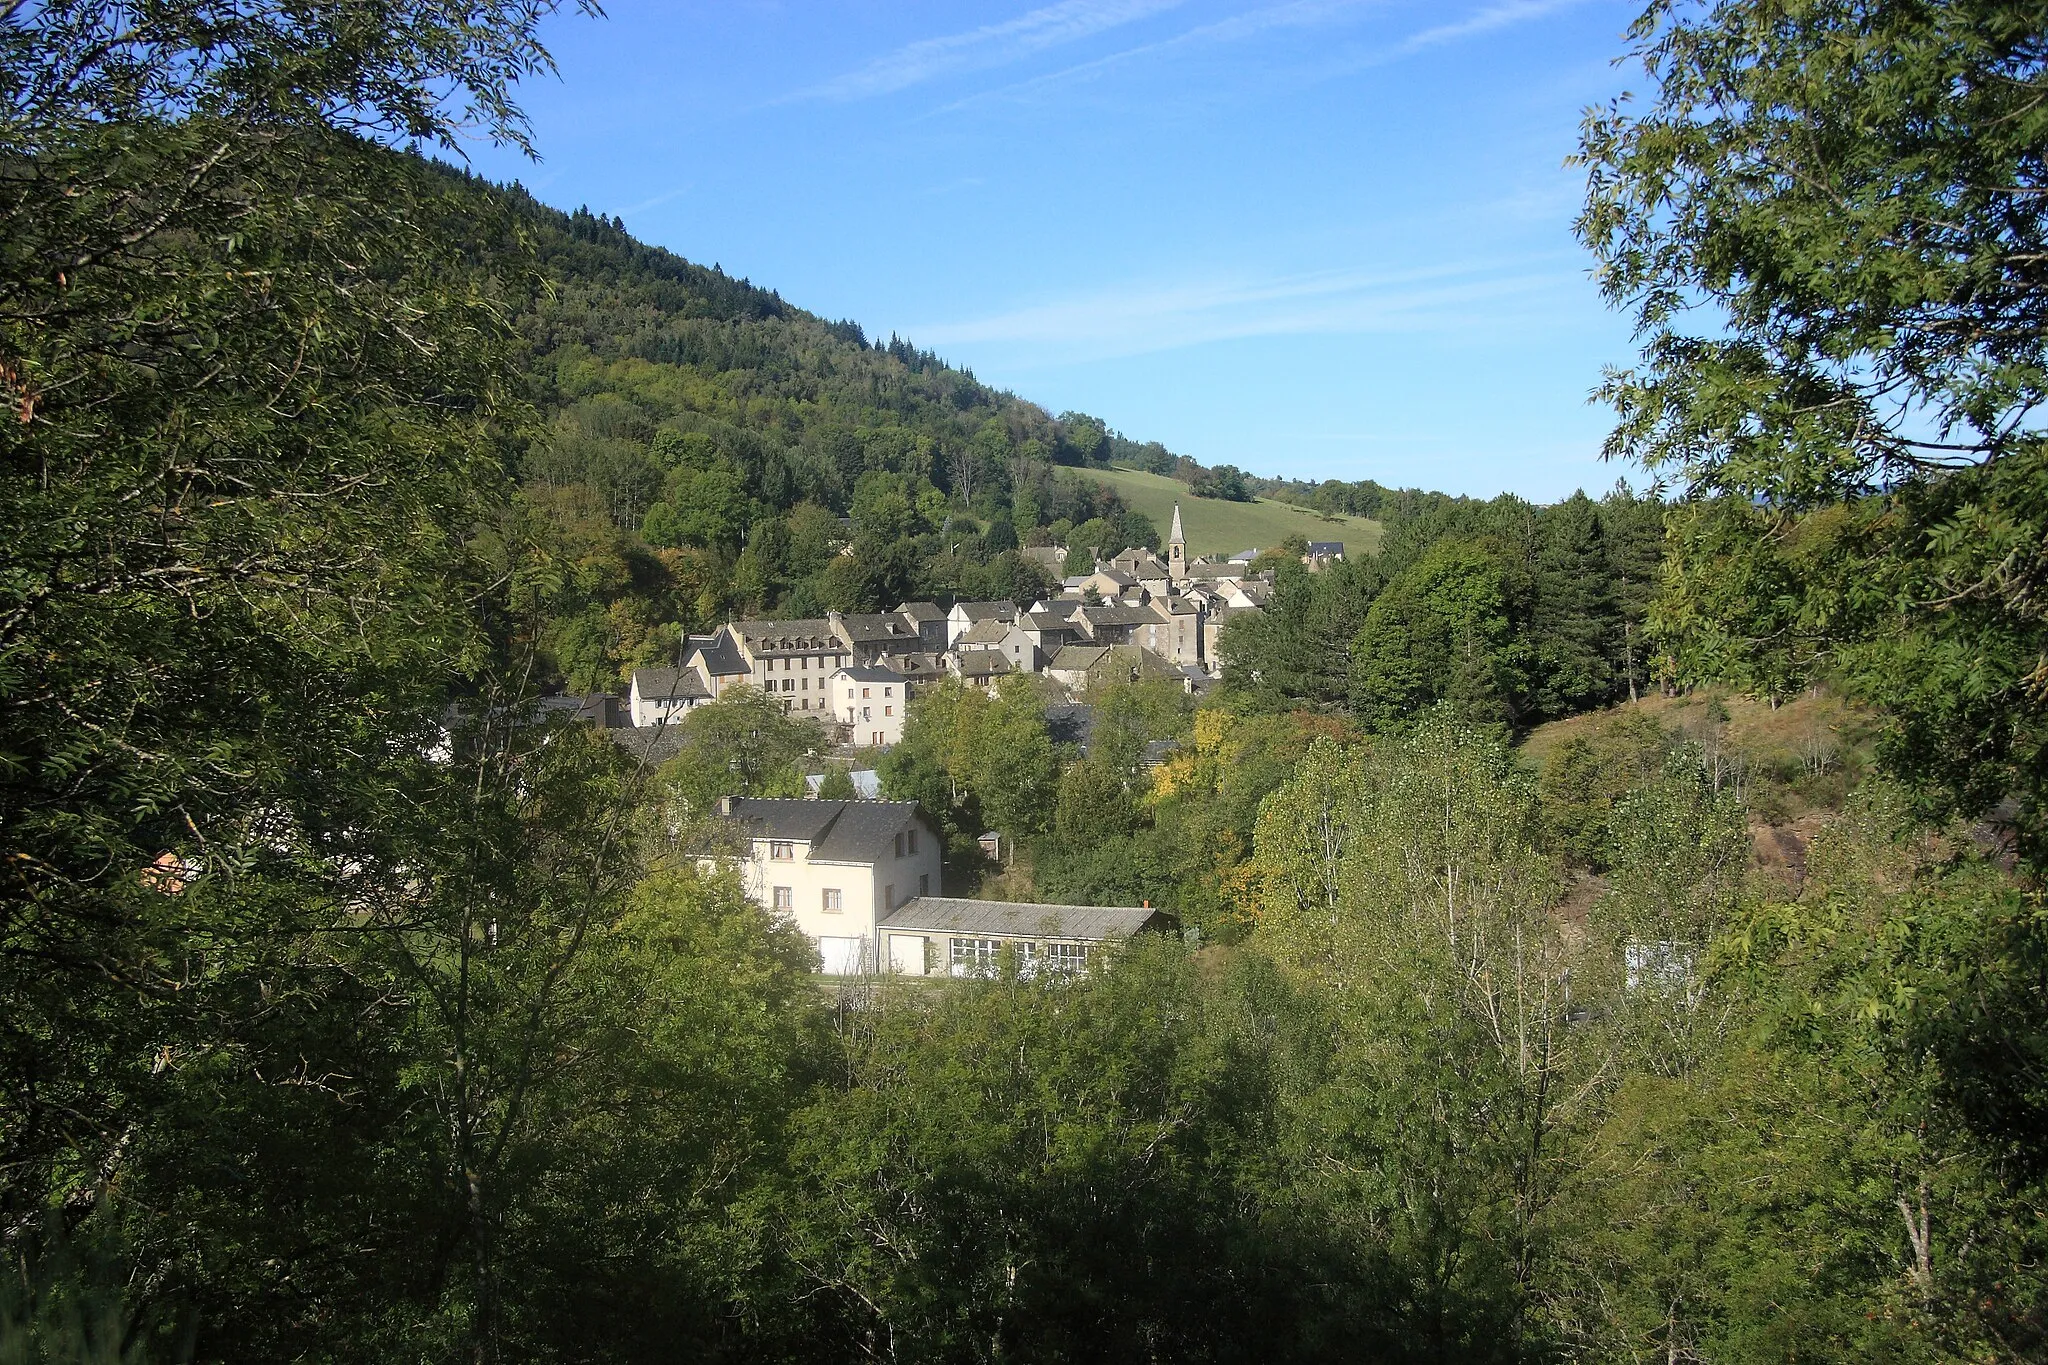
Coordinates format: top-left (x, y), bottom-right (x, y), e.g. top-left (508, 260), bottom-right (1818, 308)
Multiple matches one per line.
top-left (876, 896), bottom-right (1171, 977)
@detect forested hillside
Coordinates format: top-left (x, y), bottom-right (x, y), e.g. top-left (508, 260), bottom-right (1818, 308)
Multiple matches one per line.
top-left (465, 184), bottom-right (1172, 688)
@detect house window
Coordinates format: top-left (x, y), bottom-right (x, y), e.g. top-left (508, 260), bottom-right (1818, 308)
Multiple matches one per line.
top-left (918, 872), bottom-right (929, 895)
top-left (772, 886), bottom-right (793, 911)
top-left (907, 829), bottom-right (918, 854)
top-left (884, 686), bottom-right (892, 697)
top-left (949, 937), bottom-right (1002, 976)
top-left (884, 883), bottom-right (895, 910)
top-left (1047, 942), bottom-right (1092, 973)
top-left (801, 677), bottom-right (809, 690)
top-left (893, 832), bottom-right (904, 858)
top-left (769, 841), bottom-right (793, 861)
top-left (884, 705), bottom-right (893, 717)
top-left (822, 888), bottom-right (843, 913)
top-left (861, 687), bottom-right (871, 699)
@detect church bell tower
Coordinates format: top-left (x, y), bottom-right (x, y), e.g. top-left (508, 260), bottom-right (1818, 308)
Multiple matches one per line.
top-left (1167, 502), bottom-right (1187, 581)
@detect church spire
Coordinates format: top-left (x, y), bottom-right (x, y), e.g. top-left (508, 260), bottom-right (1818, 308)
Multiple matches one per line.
top-left (1168, 502), bottom-right (1187, 581)
top-left (1169, 501), bottom-right (1184, 548)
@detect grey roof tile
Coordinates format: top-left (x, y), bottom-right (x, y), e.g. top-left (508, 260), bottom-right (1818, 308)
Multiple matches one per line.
top-left (879, 897), bottom-right (1167, 941)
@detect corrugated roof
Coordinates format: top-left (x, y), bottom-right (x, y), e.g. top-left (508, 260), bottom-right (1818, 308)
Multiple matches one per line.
top-left (879, 897), bottom-right (1165, 941)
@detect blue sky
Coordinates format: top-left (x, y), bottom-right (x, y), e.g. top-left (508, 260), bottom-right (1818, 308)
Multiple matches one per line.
top-left (461, 0), bottom-right (1651, 502)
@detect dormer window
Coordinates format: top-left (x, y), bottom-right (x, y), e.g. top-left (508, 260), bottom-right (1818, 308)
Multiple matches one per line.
top-left (769, 841), bottom-right (793, 861)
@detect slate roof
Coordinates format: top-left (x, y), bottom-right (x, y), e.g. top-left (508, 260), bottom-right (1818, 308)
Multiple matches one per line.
top-left (951, 600), bottom-right (1019, 623)
top-left (1048, 645), bottom-right (1109, 672)
top-left (956, 618), bottom-right (1017, 646)
top-left (954, 652), bottom-right (1012, 678)
top-left (1077, 603), bottom-right (1158, 628)
top-left (630, 667), bottom-right (710, 701)
top-left (1043, 702), bottom-right (1096, 752)
top-left (537, 693), bottom-right (630, 728)
top-left (733, 618), bottom-right (841, 655)
top-left (894, 601), bottom-right (945, 624)
top-left (685, 632), bottom-right (751, 678)
top-left (1307, 541), bottom-right (1345, 556)
top-left (832, 663), bottom-right (908, 684)
top-left (1020, 546), bottom-right (1067, 572)
top-left (1107, 645), bottom-right (1183, 680)
top-left (1112, 548), bottom-right (1169, 577)
top-left (720, 797), bottom-right (922, 862)
top-left (835, 612), bottom-right (922, 644)
top-left (609, 725), bottom-right (687, 764)
top-left (879, 897), bottom-right (1167, 942)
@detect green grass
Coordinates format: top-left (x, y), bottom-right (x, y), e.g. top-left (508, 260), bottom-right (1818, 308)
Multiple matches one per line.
top-left (1067, 465), bottom-right (1382, 559)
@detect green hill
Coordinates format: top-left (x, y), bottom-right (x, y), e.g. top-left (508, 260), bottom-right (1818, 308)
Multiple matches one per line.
top-left (1072, 465), bottom-right (1382, 558)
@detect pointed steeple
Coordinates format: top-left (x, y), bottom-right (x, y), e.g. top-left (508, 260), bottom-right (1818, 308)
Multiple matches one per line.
top-left (1169, 501), bottom-right (1185, 548)
top-left (1167, 502), bottom-right (1187, 581)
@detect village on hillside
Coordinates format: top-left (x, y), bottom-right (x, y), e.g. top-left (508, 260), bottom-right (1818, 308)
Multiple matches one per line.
top-left (540, 505), bottom-right (1342, 977)
top-left (559, 504), bottom-right (1339, 747)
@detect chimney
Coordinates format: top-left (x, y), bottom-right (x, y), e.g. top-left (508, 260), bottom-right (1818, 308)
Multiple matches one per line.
top-left (717, 795), bottom-right (736, 817)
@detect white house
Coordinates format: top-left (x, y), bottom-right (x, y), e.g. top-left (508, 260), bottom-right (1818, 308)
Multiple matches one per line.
top-left (628, 667), bottom-right (712, 727)
top-left (830, 664), bottom-right (909, 748)
top-left (714, 796), bottom-right (941, 975)
top-left (946, 600), bottom-right (1019, 648)
top-left (954, 616), bottom-right (1041, 673)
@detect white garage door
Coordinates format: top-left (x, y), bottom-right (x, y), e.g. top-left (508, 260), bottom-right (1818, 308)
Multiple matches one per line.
top-left (888, 934), bottom-right (929, 976)
top-left (818, 936), bottom-right (866, 976)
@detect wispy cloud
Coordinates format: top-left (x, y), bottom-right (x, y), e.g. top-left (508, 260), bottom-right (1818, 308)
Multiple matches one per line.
top-left (908, 256), bottom-right (1582, 364)
top-left (618, 185), bottom-right (691, 217)
top-left (934, 0), bottom-right (1594, 114)
top-left (1391, 0), bottom-right (1590, 56)
top-left (930, 0), bottom-right (1367, 113)
top-left (787, 0), bottom-right (1189, 103)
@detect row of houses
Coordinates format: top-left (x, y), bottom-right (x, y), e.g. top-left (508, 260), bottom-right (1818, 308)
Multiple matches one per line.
top-left (619, 504), bottom-right (1315, 748)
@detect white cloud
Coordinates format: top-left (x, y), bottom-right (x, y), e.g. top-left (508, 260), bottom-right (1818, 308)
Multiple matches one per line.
top-left (789, 0), bottom-right (1189, 102)
top-left (930, 0), bottom-right (1596, 115)
top-left (1392, 0), bottom-right (1592, 56)
top-left (908, 256), bottom-right (1583, 363)
top-left (933, 0), bottom-right (1376, 112)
